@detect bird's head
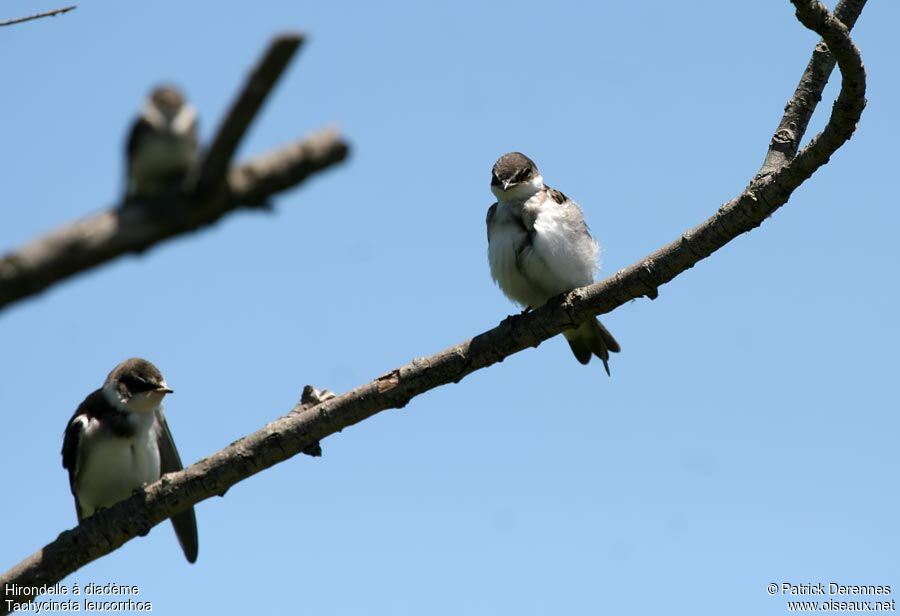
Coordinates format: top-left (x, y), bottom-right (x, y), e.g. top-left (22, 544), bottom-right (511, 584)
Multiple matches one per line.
top-left (103, 358), bottom-right (173, 414)
top-left (491, 152), bottom-right (543, 201)
top-left (144, 84), bottom-right (197, 137)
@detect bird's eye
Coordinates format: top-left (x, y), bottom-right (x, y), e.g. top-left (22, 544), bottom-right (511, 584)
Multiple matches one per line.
top-left (121, 375), bottom-right (153, 392)
top-left (491, 174), bottom-right (501, 186)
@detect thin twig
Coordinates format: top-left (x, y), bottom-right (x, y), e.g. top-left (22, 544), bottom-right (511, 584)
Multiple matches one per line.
top-left (0, 2), bottom-right (868, 611)
top-left (0, 5), bottom-right (76, 27)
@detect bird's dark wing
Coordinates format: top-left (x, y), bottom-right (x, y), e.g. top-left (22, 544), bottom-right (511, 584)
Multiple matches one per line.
top-left (485, 202), bottom-right (497, 242)
top-left (61, 413), bottom-right (86, 521)
top-left (155, 409), bottom-right (199, 563)
top-left (123, 116), bottom-right (155, 197)
top-left (62, 389), bottom-right (109, 521)
top-left (546, 186), bottom-right (569, 205)
top-left (125, 116), bottom-right (152, 169)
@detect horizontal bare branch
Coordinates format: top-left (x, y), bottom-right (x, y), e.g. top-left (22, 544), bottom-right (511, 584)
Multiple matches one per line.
top-left (0, 1), bottom-right (867, 612)
top-left (0, 5), bottom-right (75, 27)
top-left (0, 129), bottom-right (348, 313)
top-left (228, 127), bottom-right (347, 204)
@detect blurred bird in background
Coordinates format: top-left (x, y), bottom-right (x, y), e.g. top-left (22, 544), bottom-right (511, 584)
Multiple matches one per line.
top-left (125, 84), bottom-right (198, 201)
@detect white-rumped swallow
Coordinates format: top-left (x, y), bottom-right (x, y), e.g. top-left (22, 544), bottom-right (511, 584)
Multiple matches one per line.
top-left (486, 152), bottom-right (621, 374)
top-left (125, 85), bottom-right (198, 199)
top-left (62, 358), bottom-right (198, 562)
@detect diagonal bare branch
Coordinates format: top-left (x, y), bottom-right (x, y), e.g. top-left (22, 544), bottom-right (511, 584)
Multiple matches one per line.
top-left (0, 5), bottom-right (75, 28)
top-left (0, 1), bottom-right (868, 612)
top-left (188, 33), bottom-right (305, 199)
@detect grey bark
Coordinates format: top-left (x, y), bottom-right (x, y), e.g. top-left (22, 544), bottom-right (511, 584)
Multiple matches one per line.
top-left (759, 0), bottom-right (867, 176)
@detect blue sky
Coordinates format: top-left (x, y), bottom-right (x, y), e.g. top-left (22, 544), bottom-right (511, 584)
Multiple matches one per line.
top-left (2, 1), bottom-right (897, 614)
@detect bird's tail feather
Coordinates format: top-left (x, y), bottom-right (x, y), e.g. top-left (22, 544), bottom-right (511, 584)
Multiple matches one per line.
top-left (565, 318), bottom-right (621, 375)
top-left (171, 508), bottom-right (199, 564)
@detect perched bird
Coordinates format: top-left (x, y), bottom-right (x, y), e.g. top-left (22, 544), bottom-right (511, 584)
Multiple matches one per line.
top-left (125, 85), bottom-right (198, 199)
top-left (62, 358), bottom-right (199, 563)
top-left (486, 152), bottom-right (621, 374)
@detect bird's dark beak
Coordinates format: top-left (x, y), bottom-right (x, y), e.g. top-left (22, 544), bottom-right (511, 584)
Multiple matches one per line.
top-left (502, 179), bottom-right (512, 190)
top-left (157, 386), bottom-right (174, 394)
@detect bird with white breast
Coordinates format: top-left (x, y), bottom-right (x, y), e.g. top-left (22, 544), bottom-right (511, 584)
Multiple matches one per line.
top-left (486, 152), bottom-right (621, 374)
top-left (125, 85), bottom-right (198, 200)
top-left (61, 358), bottom-right (199, 563)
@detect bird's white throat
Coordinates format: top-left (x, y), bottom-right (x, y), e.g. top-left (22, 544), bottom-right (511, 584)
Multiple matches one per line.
top-left (102, 382), bottom-right (166, 416)
top-left (142, 102), bottom-right (197, 137)
top-left (491, 174), bottom-right (544, 203)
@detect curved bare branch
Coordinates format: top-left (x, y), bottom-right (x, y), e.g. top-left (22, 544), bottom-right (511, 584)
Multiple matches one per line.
top-left (759, 0), bottom-right (867, 176)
